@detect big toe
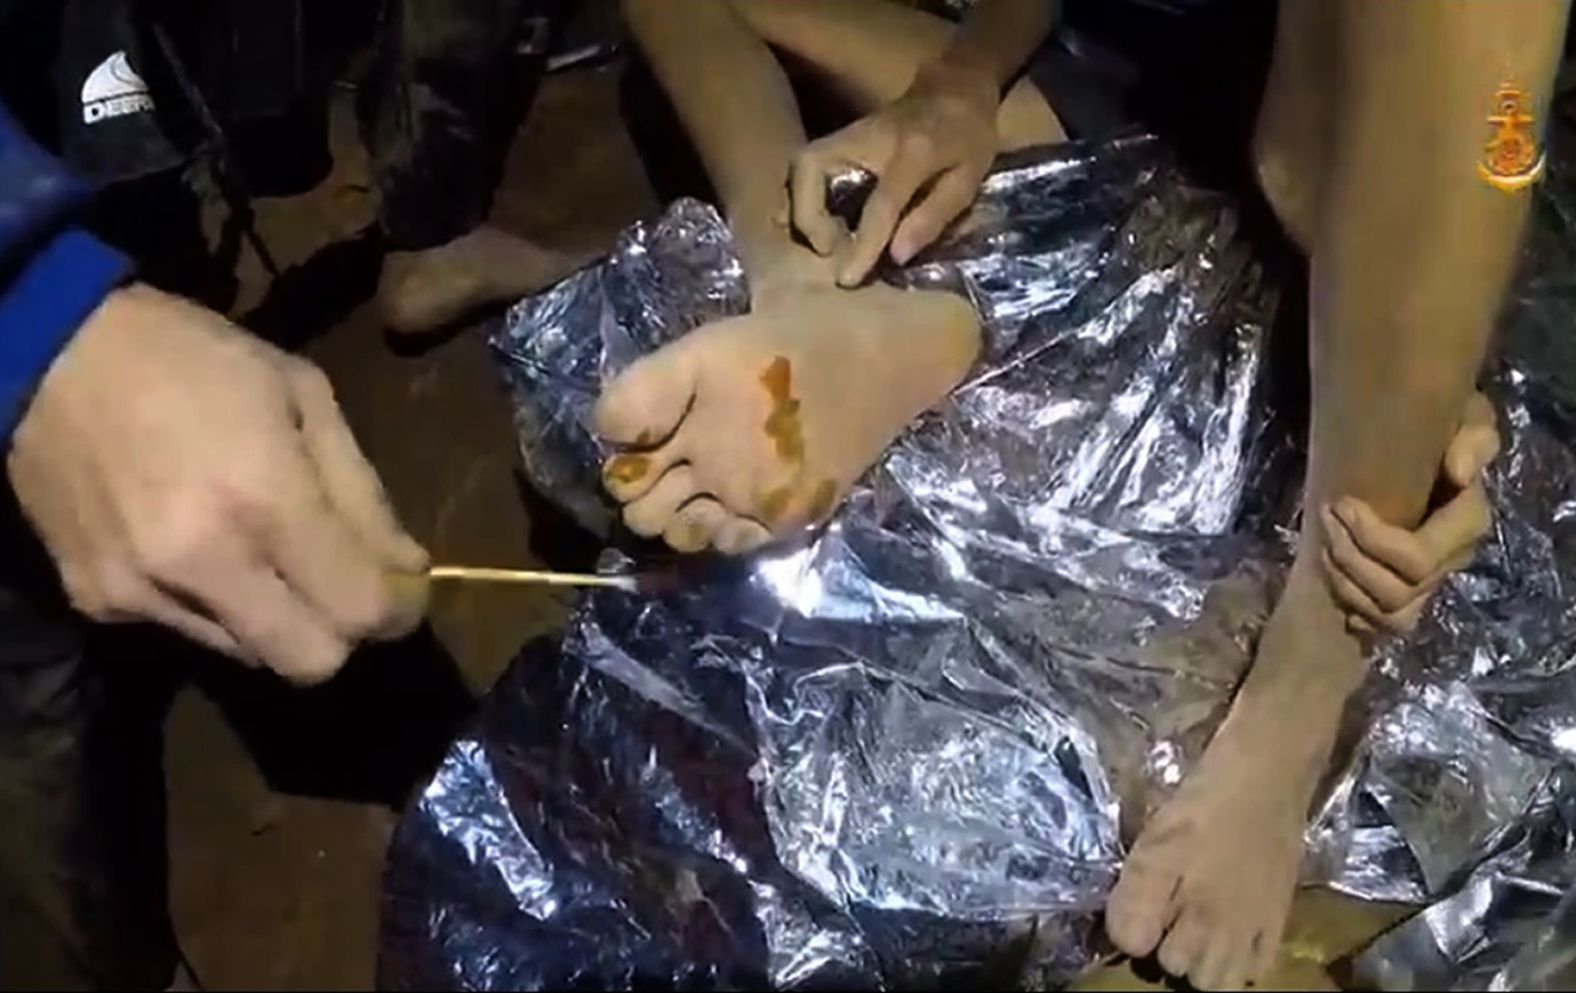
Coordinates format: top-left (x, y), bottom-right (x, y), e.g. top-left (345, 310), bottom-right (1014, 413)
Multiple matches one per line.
top-left (1105, 861), bottom-right (1177, 957)
top-left (595, 338), bottom-right (699, 447)
top-left (602, 437), bottom-right (688, 503)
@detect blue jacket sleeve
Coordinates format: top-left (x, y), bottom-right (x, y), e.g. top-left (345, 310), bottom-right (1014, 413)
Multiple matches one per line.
top-left (0, 100), bottom-right (131, 443)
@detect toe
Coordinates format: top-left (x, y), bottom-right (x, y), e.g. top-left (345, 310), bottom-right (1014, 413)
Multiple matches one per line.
top-left (1246, 928), bottom-right (1276, 987)
top-left (623, 466), bottom-right (701, 537)
top-left (1195, 934), bottom-right (1247, 992)
top-left (664, 498), bottom-right (729, 553)
top-left (603, 437), bottom-right (689, 503)
top-left (714, 518), bottom-right (773, 556)
top-left (1105, 859), bottom-right (1178, 958)
top-left (1157, 914), bottom-right (1207, 981)
top-left (1218, 950), bottom-right (1252, 993)
top-left (594, 337), bottom-right (701, 447)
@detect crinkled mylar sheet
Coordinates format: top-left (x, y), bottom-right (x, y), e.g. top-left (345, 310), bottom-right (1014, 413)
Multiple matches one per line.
top-left (380, 134), bottom-right (1576, 990)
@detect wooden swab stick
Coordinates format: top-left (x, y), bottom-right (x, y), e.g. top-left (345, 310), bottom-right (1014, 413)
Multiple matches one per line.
top-left (428, 566), bottom-right (642, 591)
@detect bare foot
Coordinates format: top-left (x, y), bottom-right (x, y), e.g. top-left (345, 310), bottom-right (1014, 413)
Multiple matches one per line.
top-left (377, 226), bottom-right (590, 335)
top-left (592, 284), bottom-right (980, 553)
top-left (1105, 572), bottom-right (1356, 991)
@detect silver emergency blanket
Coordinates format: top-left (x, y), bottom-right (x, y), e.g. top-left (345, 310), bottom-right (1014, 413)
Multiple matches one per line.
top-left (380, 132), bottom-right (1576, 989)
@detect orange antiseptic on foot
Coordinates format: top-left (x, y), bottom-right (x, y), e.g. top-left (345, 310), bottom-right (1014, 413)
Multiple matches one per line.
top-left (765, 403), bottom-right (805, 463)
top-left (807, 479), bottom-right (837, 522)
top-left (757, 484), bottom-right (794, 524)
top-left (759, 356), bottom-right (806, 464)
top-left (603, 453), bottom-right (650, 485)
top-left (760, 356), bottom-right (793, 404)
top-left (1479, 81), bottom-right (1545, 193)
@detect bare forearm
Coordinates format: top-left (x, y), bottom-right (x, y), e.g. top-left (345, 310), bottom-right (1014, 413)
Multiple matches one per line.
top-left (622, 0), bottom-right (804, 273)
top-left (1307, 0), bottom-right (1567, 529)
top-left (939, 0), bottom-right (1057, 91)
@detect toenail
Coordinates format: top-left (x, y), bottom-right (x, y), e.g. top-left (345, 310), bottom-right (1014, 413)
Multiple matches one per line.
top-left (777, 429), bottom-right (806, 463)
top-left (604, 454), bottom-right (649, 485)
top-left (764, 402), bottom-right (806, 457)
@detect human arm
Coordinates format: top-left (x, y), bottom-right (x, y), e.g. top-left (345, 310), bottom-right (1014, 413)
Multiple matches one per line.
top-left (2, 101), bottom-right (429, 682)
top-left (0, 100), bottom-right (133, 441)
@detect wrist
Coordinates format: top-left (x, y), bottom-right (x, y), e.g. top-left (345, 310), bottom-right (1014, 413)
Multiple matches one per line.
top-left (0, 230), bottom-right (131, 444)
top-left (918, 46), bottom-right (1007, 104)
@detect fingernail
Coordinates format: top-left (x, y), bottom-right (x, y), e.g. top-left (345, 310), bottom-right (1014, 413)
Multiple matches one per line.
top-left (890, 240), bottom-right (914, 265)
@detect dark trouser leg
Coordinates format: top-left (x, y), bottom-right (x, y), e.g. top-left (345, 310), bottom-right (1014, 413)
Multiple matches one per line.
top-left (361, 0), bottom-right (566, 251)
top-left (0, 499), bottom-right (176, 991)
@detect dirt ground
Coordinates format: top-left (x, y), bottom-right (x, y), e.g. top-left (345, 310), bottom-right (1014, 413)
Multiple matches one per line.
top-left (159, 32), bottom-right (1408, 993)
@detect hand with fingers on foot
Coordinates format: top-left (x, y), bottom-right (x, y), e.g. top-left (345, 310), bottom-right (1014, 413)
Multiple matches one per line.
top-left (1319, 390), bottom-right (1500, 636)
top-left (788, 58), bottom-right (1001, 287)
top-left (592, 283), bottom-right (981, 555)
top-left (7, 285), bottom-right (430, 684)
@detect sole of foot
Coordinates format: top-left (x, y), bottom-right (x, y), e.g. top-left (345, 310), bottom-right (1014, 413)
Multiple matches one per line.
top-left (592, 283), bottom-right (980, 554)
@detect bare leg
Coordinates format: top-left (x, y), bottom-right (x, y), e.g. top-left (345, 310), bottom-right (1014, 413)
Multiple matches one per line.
top-left (729, 0), bottom-right (1065, 149)
top-left (1105, 2), bottom-right (1568, 989)
top-left (1251, 0), bottom-right (1335, 252)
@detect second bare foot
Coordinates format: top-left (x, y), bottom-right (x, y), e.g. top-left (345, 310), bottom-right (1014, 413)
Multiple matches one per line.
top-left (1105, 573), bottom-right (1356, 990)
top-left (378, 226), bottom-right (591, 336)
